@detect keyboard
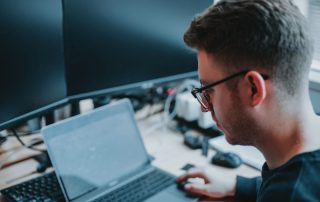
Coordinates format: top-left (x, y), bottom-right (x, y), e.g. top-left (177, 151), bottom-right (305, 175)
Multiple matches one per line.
top-left (1, 172), bottom-right (65, 202)
top-left (92, 169), bottom-right (175, 202)
top-left (1, 169), bottom-right (175, 202)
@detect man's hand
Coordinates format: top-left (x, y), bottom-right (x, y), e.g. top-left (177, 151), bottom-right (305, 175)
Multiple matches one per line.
top-left (176, 168), bottom-right (237, 199)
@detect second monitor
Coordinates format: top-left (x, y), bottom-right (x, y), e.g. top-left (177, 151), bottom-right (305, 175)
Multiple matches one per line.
top-left (64, 0), bottom-right (213, 100)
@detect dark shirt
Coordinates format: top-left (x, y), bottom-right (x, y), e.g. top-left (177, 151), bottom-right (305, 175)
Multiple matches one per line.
top-left (235, 150), bottom-right (320, 202)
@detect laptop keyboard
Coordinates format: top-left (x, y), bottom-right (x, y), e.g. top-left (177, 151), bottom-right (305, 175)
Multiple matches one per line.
top-left (0, 172), bottom-right (65, 202)
top-left (0, 169), bottom-right (175, 202)
top-left (92, 169), bottom-right (175, 202)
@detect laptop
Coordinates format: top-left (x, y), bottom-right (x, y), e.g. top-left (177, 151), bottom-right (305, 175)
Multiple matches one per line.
top-left (42, 99), bottom-right (198, 202)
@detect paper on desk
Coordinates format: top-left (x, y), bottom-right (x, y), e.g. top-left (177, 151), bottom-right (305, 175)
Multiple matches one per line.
top-left (209, 136), bottom-right (265, 170)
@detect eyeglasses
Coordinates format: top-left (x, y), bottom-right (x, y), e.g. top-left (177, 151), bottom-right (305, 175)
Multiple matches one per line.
top-left (191, 70), bottom-right (269, 111)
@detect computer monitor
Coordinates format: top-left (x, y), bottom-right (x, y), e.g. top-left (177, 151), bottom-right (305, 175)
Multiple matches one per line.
top-left (0, 0), bottom-right (67, 131)
top-left (310, 70), bottom-right (320, 114)
top-left (64, 0), bottom-right (213, 100)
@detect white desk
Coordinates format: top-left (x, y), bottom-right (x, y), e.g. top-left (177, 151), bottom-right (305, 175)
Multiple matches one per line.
top-left (0, 112), bottom-right (259, 202)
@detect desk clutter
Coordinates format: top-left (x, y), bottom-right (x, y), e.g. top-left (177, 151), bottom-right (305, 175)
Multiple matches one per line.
top-left (1, 100), bottom-right (201, 202)
top-left (0, 98), bottom-right (260, 202)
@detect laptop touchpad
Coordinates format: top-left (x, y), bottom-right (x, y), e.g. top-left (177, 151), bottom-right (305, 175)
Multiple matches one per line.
top-left (145, 185), bottom-right (197, 202)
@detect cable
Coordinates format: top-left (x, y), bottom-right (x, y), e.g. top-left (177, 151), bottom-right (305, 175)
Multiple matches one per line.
top-left (5, 130), bottom-right (40, 137)
top-left (0, 147), bottom-right (26, 169)
top-left (0, 137), bottom-right (44, 170)
top-left (11, 128), bottom-right (26, 146)
top-left (163, 79), bottom-right (200, 125)
top-left (143, 79), bottom-right (200, 136)
top-left (10, 129), bottom-right (45, 152)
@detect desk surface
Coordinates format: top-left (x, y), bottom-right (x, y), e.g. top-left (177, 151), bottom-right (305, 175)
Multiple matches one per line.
top-left (0, 111), bottom-right (259, 202)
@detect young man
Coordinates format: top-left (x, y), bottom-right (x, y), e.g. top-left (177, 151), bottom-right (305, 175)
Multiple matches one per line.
top-left (177, 0), bottom-right (320, 201)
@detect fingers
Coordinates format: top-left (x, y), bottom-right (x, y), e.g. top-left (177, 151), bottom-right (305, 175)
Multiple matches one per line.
top-left (184, 183), bottom-right (210, 196)
top-left (184, 183), bottom-right (225, 199)
top-left (177, 169), bottom-right (210, 183)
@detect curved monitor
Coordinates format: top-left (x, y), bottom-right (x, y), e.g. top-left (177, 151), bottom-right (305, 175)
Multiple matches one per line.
top-left (64, 0), bottom-right (212, 100)
top-left (0, 0), bottom-right (67, 131)
top-left (310, 70), bottom-right (320, 114)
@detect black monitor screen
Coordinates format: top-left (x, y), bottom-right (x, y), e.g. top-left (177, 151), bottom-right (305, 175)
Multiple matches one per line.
top-left (64, 0), bottom-right (212, 99)
top-left (0, 0), bottom-right (67, 130)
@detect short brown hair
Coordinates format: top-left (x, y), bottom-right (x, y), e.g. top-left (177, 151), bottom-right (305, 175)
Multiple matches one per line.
top-left (184, 0), bottom-right (314, 96)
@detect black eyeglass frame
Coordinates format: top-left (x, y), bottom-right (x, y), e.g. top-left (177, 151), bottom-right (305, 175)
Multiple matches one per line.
top-left (191, 69), bottom-right (269, 110)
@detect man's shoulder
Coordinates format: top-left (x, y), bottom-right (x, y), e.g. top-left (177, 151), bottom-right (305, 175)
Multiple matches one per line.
top-left (258, 149), bottom-right (320, 201)
top-left (262, 149), bottom-right (320, 180)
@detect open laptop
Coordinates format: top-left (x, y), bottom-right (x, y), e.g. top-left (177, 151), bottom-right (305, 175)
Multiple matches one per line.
top-left (42, 99), bottom-right (198, 202)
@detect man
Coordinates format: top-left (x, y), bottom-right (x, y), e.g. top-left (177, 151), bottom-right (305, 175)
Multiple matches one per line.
top-left (177, 0), bottom-right (320, 201)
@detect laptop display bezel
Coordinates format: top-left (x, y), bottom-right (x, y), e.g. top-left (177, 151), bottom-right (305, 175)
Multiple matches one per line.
top-left (42, 99), bottom-right (152, 202)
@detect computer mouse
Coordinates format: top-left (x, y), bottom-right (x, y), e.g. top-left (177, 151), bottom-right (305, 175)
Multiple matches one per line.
top-left (211, 152), bottom-right (243, 168)
top-left (176, 180), bottom-right (191, 191)
top-left (176, 180), bottom-right (201, 199)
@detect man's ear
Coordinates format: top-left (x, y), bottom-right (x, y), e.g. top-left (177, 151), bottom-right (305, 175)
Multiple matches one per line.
top-left (244, 71), bottom-right (267, 107)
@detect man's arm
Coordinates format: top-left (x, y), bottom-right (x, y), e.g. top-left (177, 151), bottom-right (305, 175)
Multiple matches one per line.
top-left (235, 176), bottom-right (262, 201)
top-left (177, 168), bottom-right (261, 200)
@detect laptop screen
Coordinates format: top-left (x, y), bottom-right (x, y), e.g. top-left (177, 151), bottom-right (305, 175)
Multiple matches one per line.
top-left (42, 100), bottom-right (149, 201)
